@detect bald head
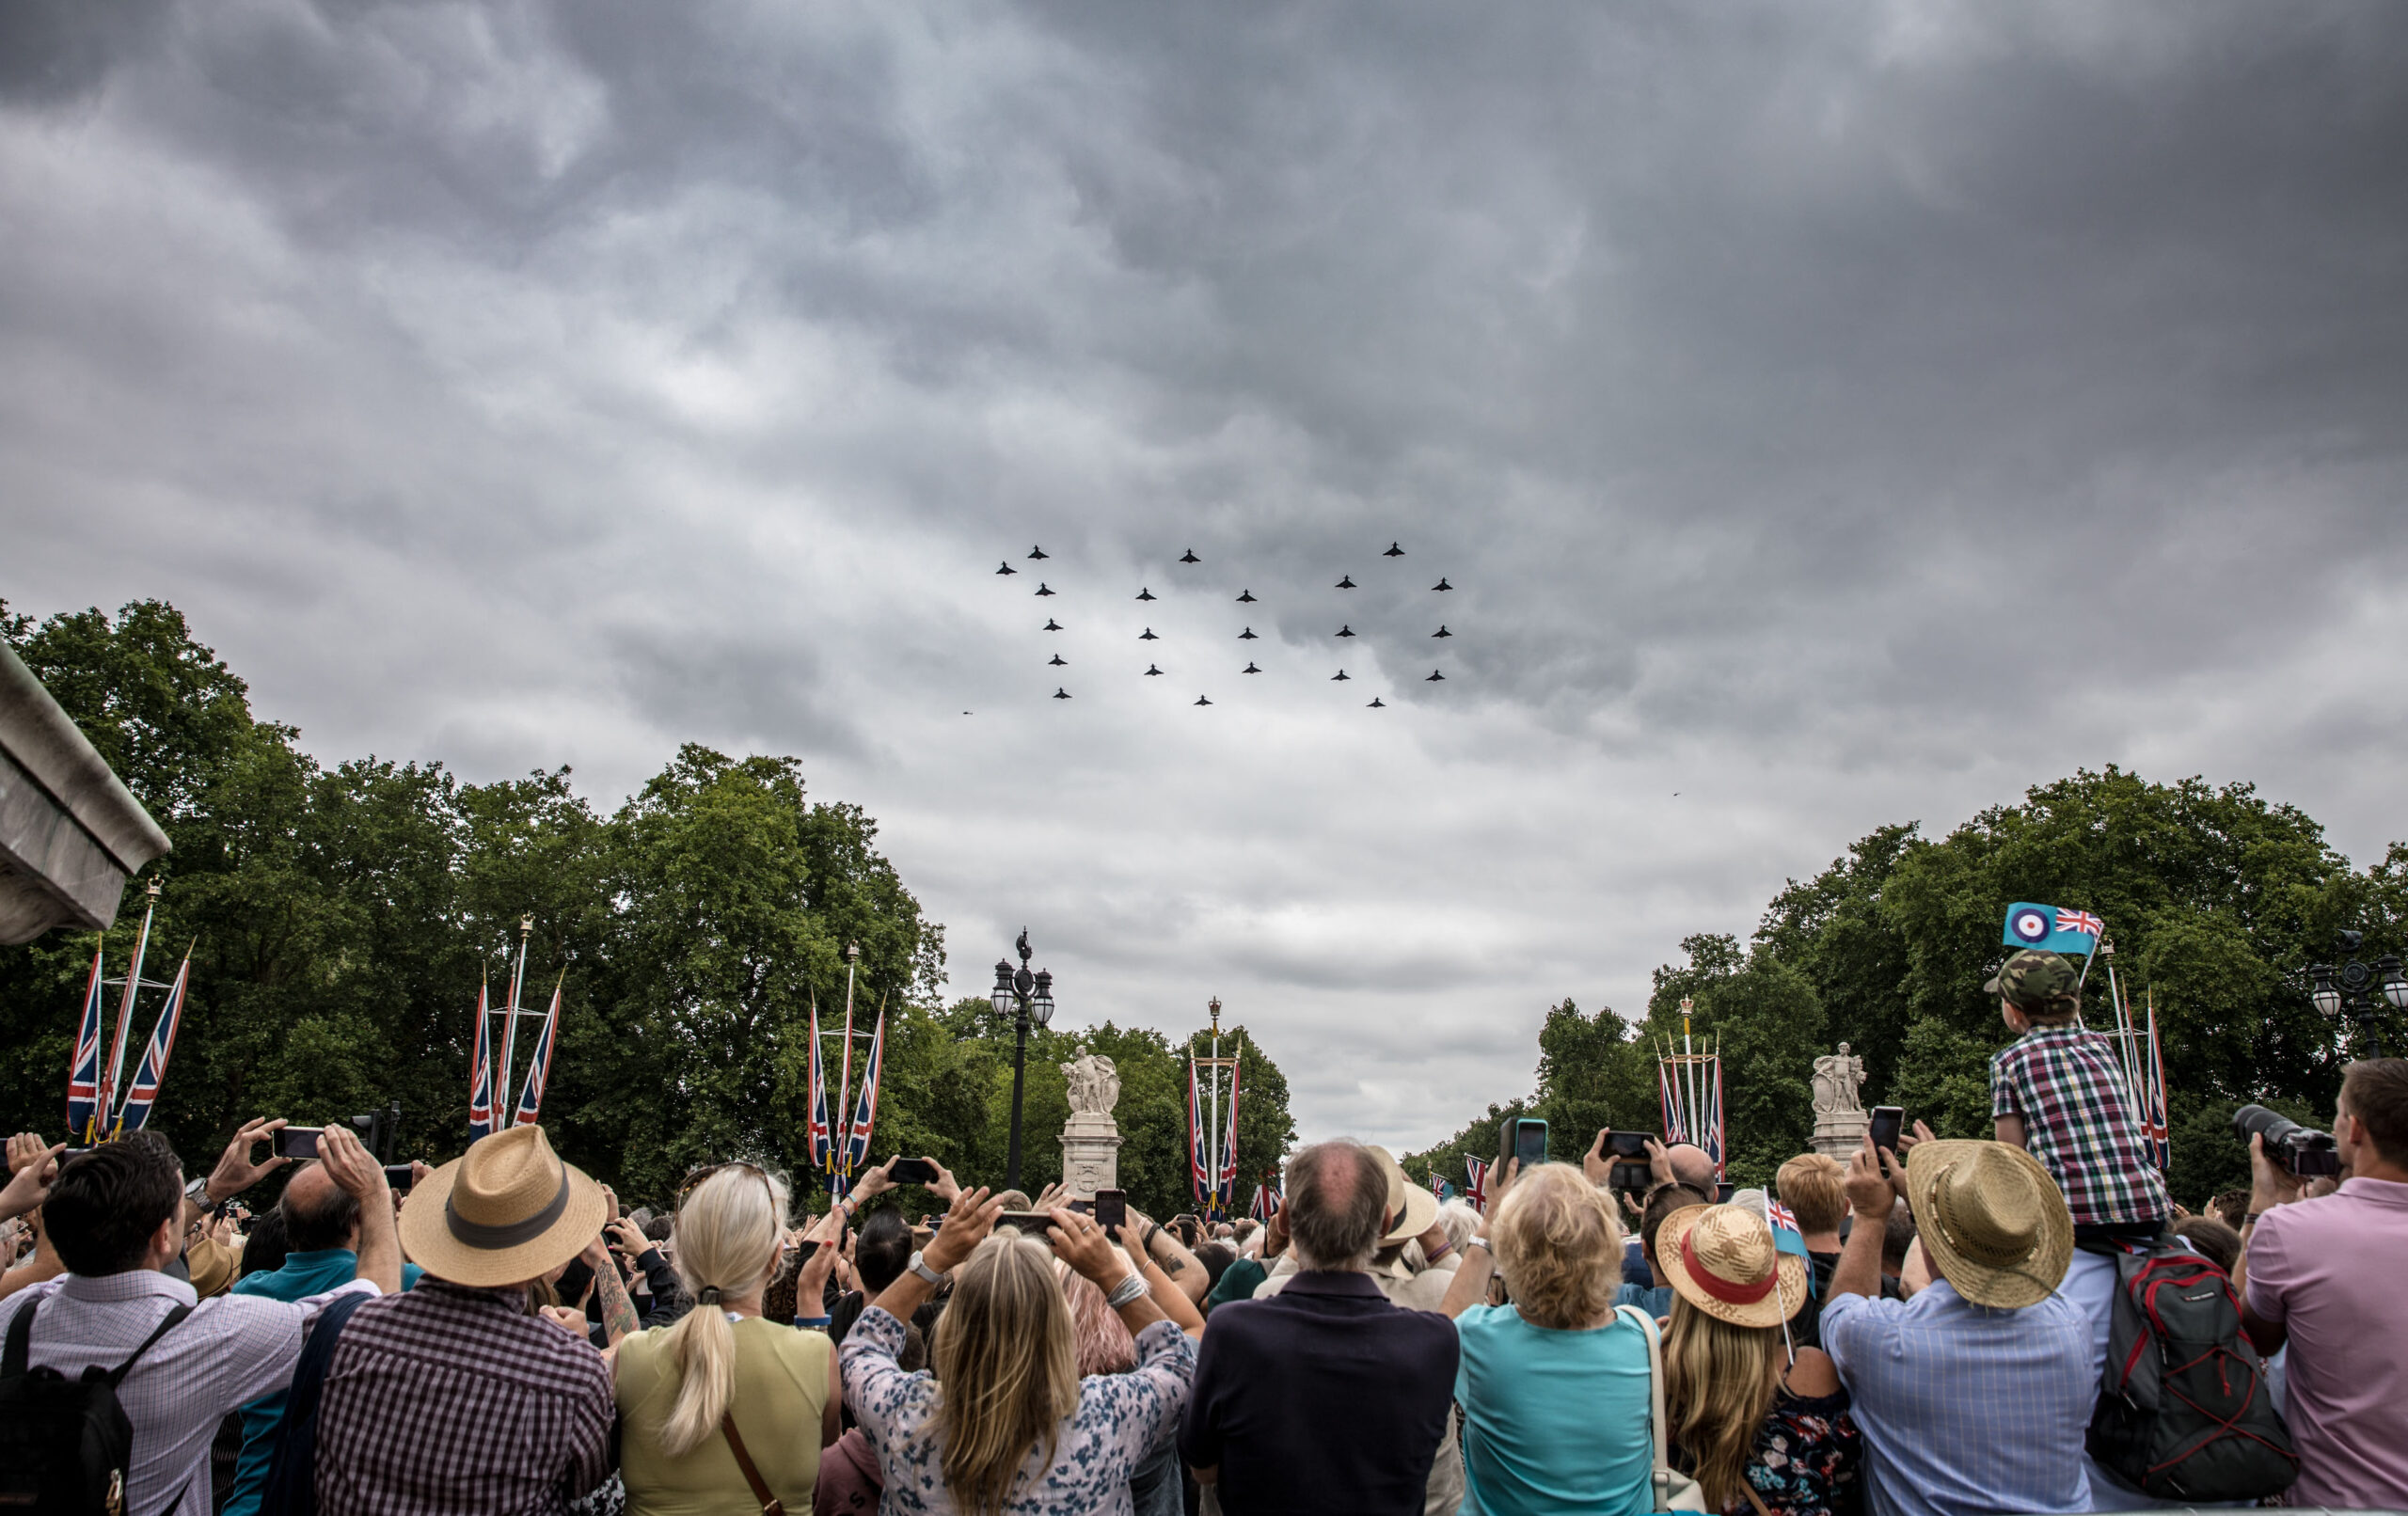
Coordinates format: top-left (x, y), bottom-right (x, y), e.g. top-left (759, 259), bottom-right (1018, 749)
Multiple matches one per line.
top-left (1665, 1145), bottom-right (1719, 1192)
top-left (1285, 1140), bottom-right (1387, 1271)
top-left (280, 1161), bottom-right (360, 1253)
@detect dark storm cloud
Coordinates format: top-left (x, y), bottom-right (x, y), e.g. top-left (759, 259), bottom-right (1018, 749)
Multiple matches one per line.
top-left (6, 0), bottom-right (2405, 1141)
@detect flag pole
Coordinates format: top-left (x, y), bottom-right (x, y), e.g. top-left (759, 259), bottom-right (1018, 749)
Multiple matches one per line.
top-left (1208, 999), bottom-right (1223, 1221)
top-left (496, 916), bottom-right (531, 1126)
top-left (835, 943), bottom-right (859, 1192)
top-left (96, 881), bottom-right (162, 1135)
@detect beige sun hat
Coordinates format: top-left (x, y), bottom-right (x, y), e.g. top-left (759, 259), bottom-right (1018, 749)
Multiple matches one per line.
top-left (398, 1125), bottom-right (609, 1288)
top-left (1900, 1140), bottom-right (2072, 1310)
top-left (1655, 1204), bottom-right (1812, 1329)
top-left (1363, 1145), bottom-right (1441, 1246)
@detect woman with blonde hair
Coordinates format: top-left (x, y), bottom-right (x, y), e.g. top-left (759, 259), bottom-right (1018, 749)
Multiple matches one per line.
top-left (614, 1163), bottom-right (842, 1514)
top-left (841, 1186), bottom-right (1196, 1515)
top-left (1440, 1161), bottom-right (1656, 1514)
top-left (1656, 1204), bottom-right (1861, 1516)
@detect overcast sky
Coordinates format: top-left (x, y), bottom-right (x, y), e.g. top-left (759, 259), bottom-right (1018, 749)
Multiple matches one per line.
top-left (7, 1), bottom-right (2405, 1150)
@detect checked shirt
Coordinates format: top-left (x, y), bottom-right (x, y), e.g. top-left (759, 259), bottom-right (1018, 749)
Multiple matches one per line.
top-left (1989, 1023), bottom-right (2169, 1227)
top-left (313, 1279), bottom-right (613, 1516)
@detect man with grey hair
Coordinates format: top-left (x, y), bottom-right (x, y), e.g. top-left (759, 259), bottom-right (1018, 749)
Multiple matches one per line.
top-left (1180, 1139), bottom-right (1459, 1516)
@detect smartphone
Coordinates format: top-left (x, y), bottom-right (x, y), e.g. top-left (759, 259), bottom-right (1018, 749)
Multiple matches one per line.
top-left (1093, 1189), bottom-right (1127, 1230)
top-left (887, 1157), bottom-right (941, 1186)
top-left (1498, 1117), bottom-right (1548, 1172)
top-left (383, 1163), bottom-right (415, 1192)
top-left (995, 1210), bottom-right (1054, 1234)
top-left (276, 1127), bottom-right (324, 1160)
top-left (1608, 1160), bottom-right (1653, 1192)
top-left (1868, 1106), bottom-right (1905, 1154)
top-left (1606, 1131), bottom-right (1653, 1161)
top-left (1715, 1181), bottom-right (1735, 1205)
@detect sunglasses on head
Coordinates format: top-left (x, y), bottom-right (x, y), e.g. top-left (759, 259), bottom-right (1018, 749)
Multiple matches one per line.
top-left (675, 1160), bottom-right (770, 1205)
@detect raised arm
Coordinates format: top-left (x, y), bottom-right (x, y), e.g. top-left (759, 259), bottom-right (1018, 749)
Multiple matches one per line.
top-left (1829, 1138), bottom-right (1898, 1303)
top-left (1440, 1159), bottom-right (1514, 1319)
top-left (316, 1126), bottom-right (400, 1294)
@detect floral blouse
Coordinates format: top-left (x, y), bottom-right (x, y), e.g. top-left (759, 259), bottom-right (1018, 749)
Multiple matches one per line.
top-left (1732, 1384), bottom-right (1861, 1516)
top-left (838, 1303), bottom-right (1196, 1516)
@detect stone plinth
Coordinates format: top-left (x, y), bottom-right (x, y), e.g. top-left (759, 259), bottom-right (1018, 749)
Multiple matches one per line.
top-left (1810, 1108), bottom-right (1870, 1161)
top-left (1059, 1112), bottom-right (1123, 1197)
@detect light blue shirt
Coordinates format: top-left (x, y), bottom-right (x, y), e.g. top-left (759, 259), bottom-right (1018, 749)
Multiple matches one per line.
top-left (1453, 1303), bottom-right (1653, 1516)
top-left (1822, 1282), bottom-right (2093, 1516)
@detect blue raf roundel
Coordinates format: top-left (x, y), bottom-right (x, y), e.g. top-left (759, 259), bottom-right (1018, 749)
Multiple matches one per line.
top-left (2011, 909), bottom-right (2050, 944)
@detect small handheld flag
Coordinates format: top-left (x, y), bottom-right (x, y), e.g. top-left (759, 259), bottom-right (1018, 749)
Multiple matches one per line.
top-left (2003, 902), bottom-right (2107, 956)
top-left (1464, 1155), bottom-right (1490, 1211)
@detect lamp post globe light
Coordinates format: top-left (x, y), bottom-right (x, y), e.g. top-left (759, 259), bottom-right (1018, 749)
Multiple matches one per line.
top-left (990, 928), bottom-right (1055, 1194)
top-left (2306, 930), bottom-right (2407, 1057)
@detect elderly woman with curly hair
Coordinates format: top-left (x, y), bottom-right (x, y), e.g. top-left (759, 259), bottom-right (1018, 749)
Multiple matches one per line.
top-left (1441, 1161), bottom-right (1656, 1516)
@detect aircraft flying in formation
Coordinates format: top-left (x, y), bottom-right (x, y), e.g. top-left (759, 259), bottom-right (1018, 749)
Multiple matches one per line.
top-left (1243, 661), bottom-right (1261, 673)
top-left (1139, 628), bottom-right (1159, 640)
top-left (1035, 582), bottom-right (1055, 596)
top-left (1433, 625), bottom-right (1451, 638)
top-left (1336, 575), bottom-right (1356, 589)
top-left (1180, 549), bottom-right (1201, 563)
top-left (1145, 664), bottom-right (1164, 676)
top-left (1236, 589), bottom-right (1257, 603)
top-left (1194, 695), bottom-right (1212, 705)
top-left (1426, 670), bottom-right (1446, 681)
top-left (996, 561), bottom-right (1017, 575)
top-left (1029, 545), bottom-right (1049, 560)
top-left (1239, 627), bottom-right (1258, 640)
top-left (1336, 624), bottom-right (1354, 638)
top-left (1369, 697), bottom-right (1386, 707)
top-left (1137, 588), bottom-right (1156, 601)
top-left (1432, 577), bottom-right (1451, 592)
top-left (1048, 654), bottom-right (1066, 666)
top-left (1383, 543), bottom-right (1405, 557)
top-left (1043, 618), bottom-right (1063, 631)
top-left (1053, 687), bottom-right (1070, 699)
top-left (1331, 670), bottom-right (1351, 681)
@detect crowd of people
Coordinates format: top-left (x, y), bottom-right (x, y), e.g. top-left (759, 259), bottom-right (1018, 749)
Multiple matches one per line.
top-left (0, 954), bottom-right (2402, 1516)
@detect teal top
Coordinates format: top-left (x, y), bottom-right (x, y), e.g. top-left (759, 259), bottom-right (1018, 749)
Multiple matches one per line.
top-left (1454, 1303), bottom-right (1653, 1516)
top-left (222, 1249), bottom-right (423, 1516)
top-left (1205, 1257), bottom-right (1268, 1313)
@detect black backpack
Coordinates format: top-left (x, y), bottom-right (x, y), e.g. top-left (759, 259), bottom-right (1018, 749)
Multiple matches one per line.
top-left (0, 1298), bottom-right (193, 1515)
top-left (2085, 1244), bottom-right (2298, 1501)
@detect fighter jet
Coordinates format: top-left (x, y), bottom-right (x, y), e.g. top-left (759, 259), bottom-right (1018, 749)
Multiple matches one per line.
top-left (1043, 618), bottom-right (1064, 631)
top-left (1239, 627), bottom-right (1258, 640)
top-left (1194, 695), bottom-right (1212, 705)
top-left (1336, 575), bottom-right (1356, 589)
top-left (1236, 589), bottom-right (1257, 603)
top-left (1433, 625), bottom-right (1452, 638)
top-left (1243, 661), bottom-right (1261, 673)
top-left (1384, 543), bottom-right (1405, 558)
top-left (1137, 588), bottom-right (1156, 601)
top-left (1144, 664), bottom-right (1164, 676)
top-left (1336, 624), bottom-right (1355, 638)
top-left (1369, 697), bottom-right (1386, 707)
top-left (1053, 687), bottom-right (1071, 699)
top-left (1035, 582), bottom-right (1056, 596)
top-left (1049, 654), bottom-right (1067, 666)
top-left (1029, 545), bottom-right (1049, 560)
top-left (997, 561), bottom-right (1018, 575)
top-left (1180, 549), bottom-right (1201, 563)
top-left (1426, 669), bottom-right (1446, 681)
top-left (1331, 670), bottom-right (1351, 681)
top-left (1432, 577), bottom-right (1452, 592)
top-left (1139, 628), bottom-right (1159, 640)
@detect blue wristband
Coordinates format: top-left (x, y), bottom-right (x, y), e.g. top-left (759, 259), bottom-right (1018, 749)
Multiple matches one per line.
top-left (794, 1314), bottom-right (833, 1330)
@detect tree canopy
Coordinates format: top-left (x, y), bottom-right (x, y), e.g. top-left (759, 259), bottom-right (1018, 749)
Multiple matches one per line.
top-left (0, 599), bottom-right (1294, 1217)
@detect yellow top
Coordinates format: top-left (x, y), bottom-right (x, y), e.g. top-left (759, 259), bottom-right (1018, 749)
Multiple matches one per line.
top-left (615, 1316), bottom-right (832, 1516)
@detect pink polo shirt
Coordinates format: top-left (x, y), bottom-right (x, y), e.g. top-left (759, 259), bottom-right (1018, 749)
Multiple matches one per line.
top-left (2244, 1176), bottom-right (2408, 1507)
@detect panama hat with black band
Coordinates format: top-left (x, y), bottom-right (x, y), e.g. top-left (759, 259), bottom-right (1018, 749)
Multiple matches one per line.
top-left (398, 1125), bottom-right (610, 1287)
top-left (1364, 1144), bottom-right (1442, 1246)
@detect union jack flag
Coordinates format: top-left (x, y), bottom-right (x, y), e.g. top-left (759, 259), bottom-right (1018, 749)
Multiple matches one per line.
top-left (1250, 1179), bottom-right (1282, 1222)
top-left (2138, 1000), bottom-right (2171, 1172)
top-left (467, 975), bottom-right (496, 1142)
top-left (1658, 1062), bottom-right (1687, 1146)
top-left (1766, 1199), bottom-right (1799, 1235)
top-left (510, 978), bottom-right (562, 1128)
top-left (2056, 908), bottom-right (2104, 939)
top-left (67, 951), bottom-right (105, 1143)
top-left (1214, 1060), bottom-right (1243, 1207)
top-left (114, 952), bottom-right (191, 1134)
top-left (806, 997), bottom-right (832, 1169)
top-left (1186, 1061), bottom-right (1209, 1204)
top-left (1464, 1155), bottom-right (1490, 1210)
top-left (841, 1006), bottom-right (886, 1170)
top-left (1704, 1058), bottom-right (1727, 1178)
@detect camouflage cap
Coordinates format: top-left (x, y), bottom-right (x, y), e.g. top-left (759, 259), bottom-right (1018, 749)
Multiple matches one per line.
top-left (1984, 948), bottom-right (2081, 1012)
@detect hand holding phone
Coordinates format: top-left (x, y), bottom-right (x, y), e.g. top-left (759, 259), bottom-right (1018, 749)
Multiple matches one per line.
top-left (1607, 1131), bottom-right (1653, 1161)
top-left (887, 1157), bottom-right (941, 1186)
top-left (1093, 1189), bottom-right (1127, 1231)
top-left (1867, 1106), bottom-right (1905, 1155)
top-left (275, 1127), bottom-right (325, 1161)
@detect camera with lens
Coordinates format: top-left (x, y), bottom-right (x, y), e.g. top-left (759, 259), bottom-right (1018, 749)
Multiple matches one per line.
top-left (2232, 1103), bottom-right (2340, 1178)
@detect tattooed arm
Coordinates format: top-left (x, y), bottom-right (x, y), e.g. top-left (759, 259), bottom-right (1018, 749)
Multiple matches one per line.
top-left (584, 1239), bottom-right (642, 1344)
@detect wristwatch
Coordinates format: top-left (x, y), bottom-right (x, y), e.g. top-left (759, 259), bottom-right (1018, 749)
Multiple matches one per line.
top-left (185, 1176), bottom-right (214, 1208)
top-left (908, 1249), bottom-right (947, 1287)
top-left (1468, 1235), bottom-right (1492, 1253)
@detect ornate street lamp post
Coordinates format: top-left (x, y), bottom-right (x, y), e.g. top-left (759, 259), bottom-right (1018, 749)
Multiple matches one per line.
top-left (990, 929), bottom-right (1055, 1194)
top-left (2306, 931), bottom-right (2408, 1057)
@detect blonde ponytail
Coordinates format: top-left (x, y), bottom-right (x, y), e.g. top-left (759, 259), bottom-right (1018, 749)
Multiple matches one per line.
top-left (655, 1163), bottom-right (790, 1459)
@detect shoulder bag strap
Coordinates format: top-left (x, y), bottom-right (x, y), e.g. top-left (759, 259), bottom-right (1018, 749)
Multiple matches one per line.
top-left (1617, 1304), bottom-right (1673, 1483)
top-left (2, 1299), bottom-right (34, 1378)
top-left (720, 1411), bottom-right (784, 1516)
top-left (105, 1303), bottom-right (193, 1387)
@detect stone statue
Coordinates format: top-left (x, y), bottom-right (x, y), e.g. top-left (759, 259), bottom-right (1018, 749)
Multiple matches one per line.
top-left (1812, 1043), bottom-right (1866, 1115)
top-left (1061, 1053), bottom-right (1120, 1116)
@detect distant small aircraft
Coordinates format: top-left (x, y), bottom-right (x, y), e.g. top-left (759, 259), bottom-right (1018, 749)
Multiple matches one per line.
top-left (1239, 627), bottom-right (1258, 640)
top-left (1049, 655), bottom-right (1067, 666)
top-left (1140, 628), bottom-right (1159, 640)
top-left (1145, 664), bottom-right (1164, 676)
top-left (1053, 687), bottom-right (1071, 699)
top-left (1369, 697), bottom-right (1386, 707)
top-left (1331, 670), bottom-right (1351, 681)
top-left (1035, 582), bottom-right (1056, 596)
top-left (1043, 618), bottom-right (1064, 631)
top-left (1426, 670), bottom-right (1446, 682)
top-left (1336, 575), bottom-right (1356, 589)
top-left (1243, 661), bottom-right (1261, 673)
top-left (1137, 588), bottom-right (1156, 601)
top-left (1383, 543), bottom-right (1404, 557)
top-left (1180, 549), bottom-right (1201, 563)
top-left (997, 561), bottom-right (1017, 575)
top-left (1432, 577), bottom-right (1452, 592)
top-left (1236, 589), bottom-right (1257, 603)
top-left (1194, 695), bottom-right (1212, 705)
top-left (1336, 624), bottom-right (1355, 638)
top-left (1432, 625), bottom-right (1451, 638)
top-left (1029, 545), bottom-right (1050, 560)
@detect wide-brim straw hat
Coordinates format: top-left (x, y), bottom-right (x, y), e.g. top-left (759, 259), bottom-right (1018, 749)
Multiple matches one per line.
top-left (399, 1125), bottom-right (608, 1288)
top-left (1656, 1204), bottom-right (1812, 1329)
top-left (1364, 1145), bottom-right (1441, 1245)
top-left (1901, 1140), bottom-right (2072, 1310)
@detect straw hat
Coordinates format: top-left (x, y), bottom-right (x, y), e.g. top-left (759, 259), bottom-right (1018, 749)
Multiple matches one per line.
top-left (1900, 1140), bottom-right (2071, 1310)
top-left (398, 1126), bottom-right (608, 1287)
top-left (1656, 1204), bottom-right (1812, 1329)
top-left (185, 1236), bottom-right (238, 1299)
top-left (1364, 1145), bottom-right (1441, 1246)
